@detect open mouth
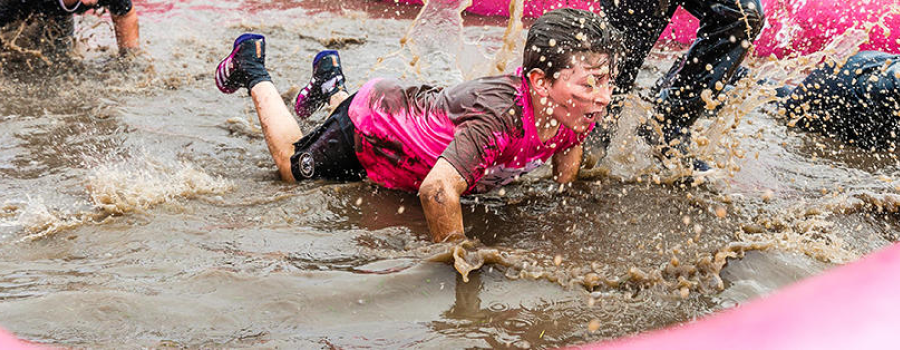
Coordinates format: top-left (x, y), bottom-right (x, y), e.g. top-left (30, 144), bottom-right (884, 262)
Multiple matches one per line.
top-left (584, 112), bottom-right (599, 121)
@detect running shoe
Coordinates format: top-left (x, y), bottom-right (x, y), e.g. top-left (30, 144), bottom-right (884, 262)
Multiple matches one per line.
top-left (215, 33), bottom-right (271, 94)
top-left (638, 123), bottom-right (715, 177)
top-left (294, 50), bottom-right (347, 119)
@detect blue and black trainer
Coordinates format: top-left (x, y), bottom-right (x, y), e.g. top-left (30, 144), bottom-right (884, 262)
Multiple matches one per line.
top-left (215, 33), bottom-right (271, 94)
top-left (294, 50), bottom-right (347, 119)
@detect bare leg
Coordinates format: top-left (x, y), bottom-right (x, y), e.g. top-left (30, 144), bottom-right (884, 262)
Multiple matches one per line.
top-left (250, 81), bottom-right (303, 182)
top-left (328, 91), bottom-right (350, 110)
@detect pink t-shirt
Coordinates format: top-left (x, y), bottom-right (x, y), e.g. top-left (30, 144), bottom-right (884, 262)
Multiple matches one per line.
top-left (348, 69), bottom-right (593, 194)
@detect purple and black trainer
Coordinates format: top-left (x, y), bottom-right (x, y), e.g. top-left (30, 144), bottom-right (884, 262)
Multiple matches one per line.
top-left (294, 50), bottom-right (347, 119)
top-left (215, 33), bottom-right (271, 94)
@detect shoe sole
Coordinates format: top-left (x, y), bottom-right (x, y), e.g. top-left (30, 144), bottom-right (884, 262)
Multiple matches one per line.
top-left (294, 50), bottom-right (342, 117)
top-left (215, 33), bottom-right (266, 94)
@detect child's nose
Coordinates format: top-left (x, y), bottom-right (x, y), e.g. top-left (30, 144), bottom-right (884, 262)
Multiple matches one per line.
top-left (593, 86), bottom-right (612, 107)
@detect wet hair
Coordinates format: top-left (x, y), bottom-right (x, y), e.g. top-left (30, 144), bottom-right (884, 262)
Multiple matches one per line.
top-left (523, 8), bottom-right (624, 83)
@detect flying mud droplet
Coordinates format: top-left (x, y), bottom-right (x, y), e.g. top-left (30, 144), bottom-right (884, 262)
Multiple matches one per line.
top-left (715, 206), bottom-right (727, 218)
top-left (397, 206), bottom-right (406, 214)
top-left (553, 255), bottom-right (563, 266)
top-left (762, 190), bottom-right (774, 203)
top-left (355, 197), bottom-right (364, 206)
top-left (588, 319), bottom-right (601, 332)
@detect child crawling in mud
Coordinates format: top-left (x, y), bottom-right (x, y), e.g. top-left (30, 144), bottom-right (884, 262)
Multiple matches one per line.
top-left (214, 8), bottom-right (623, 243)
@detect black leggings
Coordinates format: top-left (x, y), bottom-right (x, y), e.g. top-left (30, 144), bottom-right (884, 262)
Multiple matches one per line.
top-left (781, 51), bottom-right (900, 150)
top-left (600, 0), bottom-right (765, 140)
top-left (289, 94), bottom-right (365, 181)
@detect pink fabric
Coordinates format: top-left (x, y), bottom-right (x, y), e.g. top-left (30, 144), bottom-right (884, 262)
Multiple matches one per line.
top-left (576, 243), bottom-right (900, 350)
top-left (349, 69), bottom-right (591, 194)
top-left (0, 329), bottom-right (35, 350)
top-left (662, 1), bottom-right (900, 58)
top-left (388, 0), bottom-right (900, 58)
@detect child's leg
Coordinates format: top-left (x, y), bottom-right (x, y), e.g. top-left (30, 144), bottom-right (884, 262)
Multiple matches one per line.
top-left (215, 34), bottom-right (302, 182)
top-left (329, 91), bottom-right (350, 110)
top-left (250, 81), bottom-right (304, 182)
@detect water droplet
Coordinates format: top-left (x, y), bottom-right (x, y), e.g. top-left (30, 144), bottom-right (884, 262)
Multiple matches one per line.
top-left (715, 206), bottom-right (727, 218)
top-left (588, 319), bottom-right (601, 332)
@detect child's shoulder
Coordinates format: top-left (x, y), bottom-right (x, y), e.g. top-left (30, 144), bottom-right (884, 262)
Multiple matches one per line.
top-left (451, 73), bottom-right (524, 107)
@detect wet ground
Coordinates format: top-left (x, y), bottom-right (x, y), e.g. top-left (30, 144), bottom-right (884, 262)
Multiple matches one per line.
top-left (1, 0), bottom-right (898, 348)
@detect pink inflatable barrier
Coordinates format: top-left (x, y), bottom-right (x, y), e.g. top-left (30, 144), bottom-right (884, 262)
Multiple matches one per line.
top-left (576, 242), bottom-right (900, 350)
top-left (0, 329), bottom-right (35, 350)
top-left (391, 0), bottom-right (900, 58)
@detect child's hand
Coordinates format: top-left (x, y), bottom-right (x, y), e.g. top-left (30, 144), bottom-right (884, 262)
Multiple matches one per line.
top-left (450, 239), bottom-right (484, 283)
top-left (441, 232), bottom-right (467, 243)
top-left (423, 238), bottom-right (502, 283)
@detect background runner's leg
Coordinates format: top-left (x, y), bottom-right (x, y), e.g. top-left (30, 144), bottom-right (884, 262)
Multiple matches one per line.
top-left (655, 0), bottom-right (764, 140)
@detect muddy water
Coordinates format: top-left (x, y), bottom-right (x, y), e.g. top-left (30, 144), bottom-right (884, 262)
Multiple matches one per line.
top-left (1, 0), bottom-right (899, 348)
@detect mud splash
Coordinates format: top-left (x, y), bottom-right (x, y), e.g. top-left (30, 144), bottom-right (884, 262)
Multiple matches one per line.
top-left (376, 0), bottom-right (524, 82)
top-left (86, 155), bottom-right (233, 215)
top-left (1, 155), bottom-right (231, 243)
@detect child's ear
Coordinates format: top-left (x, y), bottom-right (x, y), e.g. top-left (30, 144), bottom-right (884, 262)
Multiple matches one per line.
top-left (527, 69), bottom-right (551, 97)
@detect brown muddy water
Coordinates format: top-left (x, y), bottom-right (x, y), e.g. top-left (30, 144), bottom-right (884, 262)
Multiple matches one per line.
top-left (1, 0), bottom-right (899, 348)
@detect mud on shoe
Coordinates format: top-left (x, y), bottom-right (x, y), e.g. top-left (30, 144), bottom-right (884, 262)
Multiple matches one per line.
top-left (215, 33), bottom-right (271, 94)
top-left (638, 122), bottom-right (715, 178)
top-left (294, 50), bottom-right (347, 119)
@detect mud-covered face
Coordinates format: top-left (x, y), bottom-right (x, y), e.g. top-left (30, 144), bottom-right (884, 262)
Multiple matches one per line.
top-left (543, 52), bottom-right (613, 134)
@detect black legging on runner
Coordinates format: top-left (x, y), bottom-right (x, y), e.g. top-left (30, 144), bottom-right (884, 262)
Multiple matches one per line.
top-left (781, 51), bottom-right (900, 150)
top-left (600, 0), bottom-right (765, 142)
top-left (0, 0), bottom-right (132, 29)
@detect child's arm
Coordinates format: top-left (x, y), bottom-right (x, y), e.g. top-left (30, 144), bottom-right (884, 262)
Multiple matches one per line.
top-left (552, 144), bottom-right (583, 183)
top-left (111, 7), bottom-right (140, 54)
top-left (419, 158), bottom-right (469, 243)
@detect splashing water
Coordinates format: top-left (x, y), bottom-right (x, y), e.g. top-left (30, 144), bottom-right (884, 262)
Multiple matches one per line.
top-left (374, 0), bottom-right (524, 82)
top-left (87, 155), bottom-right (233, 215)
top-left (0, 155), bottom-right (232, 243)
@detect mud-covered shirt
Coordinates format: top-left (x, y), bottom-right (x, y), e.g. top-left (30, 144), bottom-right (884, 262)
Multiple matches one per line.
top-left (1, 0), bottom-right (132, 27)
top-left (348, 69), bottom-right (593, 194)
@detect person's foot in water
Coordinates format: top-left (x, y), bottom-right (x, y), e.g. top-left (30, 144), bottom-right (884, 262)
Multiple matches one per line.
top-left (294, 50), bottom-right (347, 119)
top-left (638, 122), bottom-right (715, 178)
top-left (215, 33), bottom-right (271, 94)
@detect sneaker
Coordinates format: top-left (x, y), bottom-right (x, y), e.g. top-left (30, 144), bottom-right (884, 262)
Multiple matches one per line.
top-left (215, 33), bottom-right (271, 94)
top-left (294, 50), bottom-right (347, 119)
top-left (638, 123), bottom-right (715, 177)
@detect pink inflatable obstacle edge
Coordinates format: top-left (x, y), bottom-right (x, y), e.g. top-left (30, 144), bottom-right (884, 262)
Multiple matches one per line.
top-left (391, 0), bottom-right (900, 58)
top-left (577, 242), bottom-right (900, 350)
top-left (0, 329), bottom-right (35, 349)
